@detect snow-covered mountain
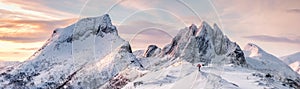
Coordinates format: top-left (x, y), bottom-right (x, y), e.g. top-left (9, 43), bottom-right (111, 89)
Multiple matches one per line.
top-left (243, 43), bottom-right (299, 88)
top-left (123, 23), bottom-right (300, 89)
top-left (0, 14), bottom-right (299, 89)
top-left (0, 14), bottom-right (140, 88)
top-left (281, 52), bottom-right (300, 74)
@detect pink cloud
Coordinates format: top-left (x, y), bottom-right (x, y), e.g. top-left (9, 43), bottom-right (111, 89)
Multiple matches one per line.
top-left (118, 0), bottom-right (160, 10)
top-left (0, 0), bottom-right (77, 20)
top-left (244, 35), bottom-right (300, 44)
top-left (211, 0), bottom-right (300, 56)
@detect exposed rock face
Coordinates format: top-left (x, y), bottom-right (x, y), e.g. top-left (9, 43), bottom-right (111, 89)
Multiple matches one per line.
top-left (144, 45), bottom-right (161, 57)
top-left (159, 22), bottom-right (246, 66)
top-left (97, 14), bottom-right (117, 34)
top-left (226, 44), bottom-right (246, 66)
top-left (120, 42), bottom-right (133, 53)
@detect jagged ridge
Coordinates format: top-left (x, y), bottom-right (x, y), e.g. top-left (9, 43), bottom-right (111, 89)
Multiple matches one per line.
top-left (145, 22), bottom-right (246, 66)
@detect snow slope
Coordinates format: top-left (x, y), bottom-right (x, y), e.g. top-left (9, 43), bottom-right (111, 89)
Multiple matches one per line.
top-left (123, 59), bottom-right (293, 89)
top-left (244, 43), bottom-right (300, 88)
top-left (281, 52), bottom-right (300, 74)
top-left (123, 61), bottom-right (240, 89)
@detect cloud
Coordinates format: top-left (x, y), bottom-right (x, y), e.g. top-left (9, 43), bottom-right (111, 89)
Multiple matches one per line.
top-left (116, 20), bottom-right (175, 50)
top-left (3, 18), bottom-right (75, 26)
top-left (0, 0), bottom-right (77, 20)
top-left (0, 51), bottom-right (32, 61)
top-left (17, 47), bottom-right (38, 51)
top-left (0, 24), bottom-right (15, 28)
top-left (0, 18), bottom-right (76, 43)
top-left (0, 18), bottom-right (76, 29)
top-left (0, 36), bottom-right (47, 43)
top-left (118, 20), bottom-right (178, 37)
top-left (116, 0), bottom-right (208, 25)
top-left (129, 27), bottom-right (173, 50)
top-left (0, 9), bottom-right (49, 20)
top-left (118, 0), bottom-right (160, 10)
top-left (0, 9), bottom-right (15, 14)
top-left (244, 35), bottom-right (300, 44)
top-left (210, 0), bottom-right (300, 57)
top-left (287, 8), bottom-right (300, 13)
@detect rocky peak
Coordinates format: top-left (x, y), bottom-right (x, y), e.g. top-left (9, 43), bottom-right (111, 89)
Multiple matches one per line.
top-left (97, 14), bottom-right (117, 34)
top-left (119, 42), bottom-right (133, 53)
top-left (159, 22), bottom-right (246, 66)
top-left (144, 45), bottom-right (161, 57)
top-left (189, 24), bottom-right (198, 36)
top-left (71, 14), bottom-right (118, 41)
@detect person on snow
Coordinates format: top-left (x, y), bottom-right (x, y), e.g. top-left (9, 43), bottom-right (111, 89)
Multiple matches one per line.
top-left (197, 64), bottom-right (202, 71)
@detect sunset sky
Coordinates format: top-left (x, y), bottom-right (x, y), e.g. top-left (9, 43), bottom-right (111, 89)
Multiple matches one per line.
top-left (0, 0), bottom-right (299, 61)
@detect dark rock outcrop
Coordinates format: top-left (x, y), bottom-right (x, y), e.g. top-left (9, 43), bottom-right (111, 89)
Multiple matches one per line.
top-left (144, 45), bottom-right (161, 57)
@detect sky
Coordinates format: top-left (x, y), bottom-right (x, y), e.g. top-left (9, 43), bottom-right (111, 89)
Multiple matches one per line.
top-left (0, 0), bottom-right (299, 61)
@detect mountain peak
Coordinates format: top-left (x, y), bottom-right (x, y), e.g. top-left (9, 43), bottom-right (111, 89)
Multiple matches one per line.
top-left (244, 43), bottom-right (264, 57)
top-left (71, 14), bottom-right (118, 41)
top-left (158, 22), bottom-right (246, 66)
top-left (101, 14), bottom-right (113, 26)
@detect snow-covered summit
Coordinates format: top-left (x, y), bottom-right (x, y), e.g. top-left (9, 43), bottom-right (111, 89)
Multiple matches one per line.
top-left (155, 22), bottom-right (246, 66)
top-left (0, 14), bottom-right (130, 89)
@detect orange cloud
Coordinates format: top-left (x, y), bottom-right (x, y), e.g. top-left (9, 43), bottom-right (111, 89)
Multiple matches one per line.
top-left (17, 47), bottom-right (38, 51)
top-left (0, 18), bottom-right (76, 61)
top-left (0, 0), bottom-right (80, 62)
top-left (0, 18), bottom-right (76, 43)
